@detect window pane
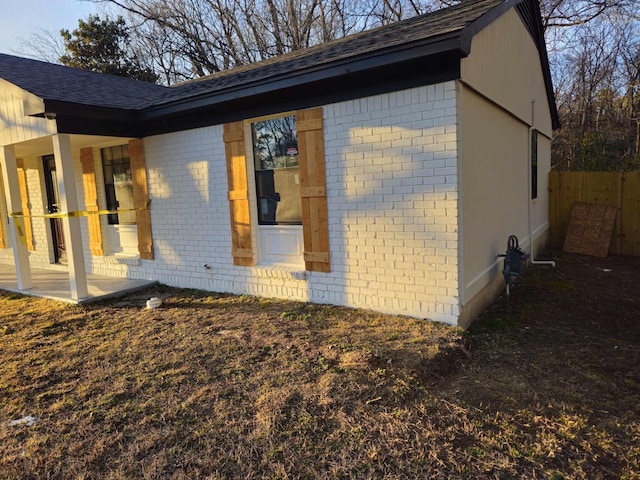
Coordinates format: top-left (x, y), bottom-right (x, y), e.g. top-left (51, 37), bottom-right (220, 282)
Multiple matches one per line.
top-left (101, 146), bottom-right (136, 225)
top-left (531, 129), bottom-right (538, 200)
top-left (252, 116), bottom-right (302, 225)
top-left (114, 170), bottom-right (136, 224)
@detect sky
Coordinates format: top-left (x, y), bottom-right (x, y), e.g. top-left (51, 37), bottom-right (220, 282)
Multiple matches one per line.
top-left (0, 0), bottom-right (104, 56)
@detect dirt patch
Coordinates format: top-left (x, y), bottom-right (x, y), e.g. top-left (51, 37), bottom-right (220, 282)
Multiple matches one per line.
top-left (0, 250), bottom-right (638, 479)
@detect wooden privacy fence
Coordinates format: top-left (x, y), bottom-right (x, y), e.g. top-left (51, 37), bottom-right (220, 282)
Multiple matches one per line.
top-left (549, 171), bottom-right (640, 256)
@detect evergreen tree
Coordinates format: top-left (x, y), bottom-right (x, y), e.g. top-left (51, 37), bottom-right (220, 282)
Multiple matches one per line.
top-left (60, 15), bottom-right (158, 83)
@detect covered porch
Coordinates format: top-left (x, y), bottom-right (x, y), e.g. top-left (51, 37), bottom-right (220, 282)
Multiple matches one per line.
top-left (0, 263), bottom-right (155, 304)
top-left (1, 132), bottom-right (99, 301)
top-left (0, 134), bottom-right (142, 303)
top-left (0, 57), bottom-right (158, 305)
top-left (1, 131), bottom-right (153, 303)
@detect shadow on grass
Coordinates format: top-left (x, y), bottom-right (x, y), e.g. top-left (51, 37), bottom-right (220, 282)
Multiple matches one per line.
top-left (1, 250), bottom-right (638, 479)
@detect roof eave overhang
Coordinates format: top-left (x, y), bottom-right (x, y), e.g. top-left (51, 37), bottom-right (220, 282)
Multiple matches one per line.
top-left (141, 33), bottom-right (467, 122)
top-left (146, 53), bottom-right (462, 135)
top-left (39, 100), bottom-right (143, 137)
top-left (19, 31), bottom-right (476, 137)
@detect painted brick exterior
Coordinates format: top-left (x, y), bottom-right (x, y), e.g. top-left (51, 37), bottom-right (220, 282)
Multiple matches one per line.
top-left (1, 82), bottom-right (461, 324)
top-left (22, 157), bottom-right (53, 269)
top-left (92, 81), bottom-right (460, 324)
top-left (0, 156), bottom-right (66, 269)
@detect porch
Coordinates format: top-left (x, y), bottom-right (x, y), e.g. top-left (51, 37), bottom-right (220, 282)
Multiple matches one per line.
top-left (0, 129), bottom-right (156, 304)
top-left (0, 263), bottom-right (155, 304)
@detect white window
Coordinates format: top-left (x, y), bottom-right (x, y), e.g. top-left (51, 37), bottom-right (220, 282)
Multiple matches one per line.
top-left (101, 145), bottom-right (138, 255)
top-left (101, 145), bottom-right (136, 225)
top-left (249, 114), bottom-right (304, 265)
top-left (531, 129), bottom-right (538, 200)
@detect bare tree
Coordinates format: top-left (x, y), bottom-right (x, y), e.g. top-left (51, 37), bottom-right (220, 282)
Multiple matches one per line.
top-left (541, 0), bottom-right (634, 28)
top-left (12, 0), bottom-right (640, 171)
top-left (87, 0), bottom-right (455, 79)
top-left (14, 28), bottom-right (66, 62)
top-left (87, 0), bottom-right (348, 76)
top-left (618, 20), bottom-right (640, 162)
top-left (552, 16), bottom-right (640, 171)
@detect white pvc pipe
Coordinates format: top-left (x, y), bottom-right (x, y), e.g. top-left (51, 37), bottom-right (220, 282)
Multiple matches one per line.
top-left (528, 98), bottom-right (556, 267)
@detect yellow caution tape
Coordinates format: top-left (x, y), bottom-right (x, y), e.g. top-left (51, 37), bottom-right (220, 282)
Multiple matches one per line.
top-left (14, 219), bottom-right (28, 247)
top-left (8, 200), bottom-right (151, 247)
top-left (10, 200), bottom-right (151, 220)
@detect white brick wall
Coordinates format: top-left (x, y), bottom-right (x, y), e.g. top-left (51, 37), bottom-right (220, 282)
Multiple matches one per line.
top-left (319, 81), bottom-right (460, 323)
top-left (26, 156), bottom-right (58, 269)
top-left (132, 81), bottom-right (460, 323)
top-left (0, 156), bottom-right (63, 269)
top-left (1, 81), bottom-right (461, 325)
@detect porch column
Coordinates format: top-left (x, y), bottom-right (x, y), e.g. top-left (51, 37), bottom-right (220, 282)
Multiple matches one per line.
top-left (0, 145), bottom-right (33, 289)
top-left (52, 134), bottom-right (88, 300)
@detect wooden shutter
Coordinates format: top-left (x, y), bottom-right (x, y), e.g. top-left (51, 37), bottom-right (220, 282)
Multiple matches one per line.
top-left (297, 108), bottom-right (330, 272)
top-left (128, 139), bottom-right (154, 260)
top-left (80, 147), bottom-right (104, 256)
top-left (223, 121), bottom-right (254, 266)
top-left (16, 159), bottom-right (34, 251)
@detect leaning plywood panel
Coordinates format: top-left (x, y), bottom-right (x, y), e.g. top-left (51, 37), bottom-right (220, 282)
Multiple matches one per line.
top-left (563, 202), bottom-right (617, 257)
top-left (622, 173), bottom-right (640, 256)
top-left (548, 172), bottom-right (640, 256)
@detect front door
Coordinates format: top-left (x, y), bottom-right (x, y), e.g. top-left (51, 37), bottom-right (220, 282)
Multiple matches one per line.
top-left (42, 155), bottom-right (66, 264)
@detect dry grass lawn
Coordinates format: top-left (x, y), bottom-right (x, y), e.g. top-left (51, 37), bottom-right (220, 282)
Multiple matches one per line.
top-left (0, 251), bottom-right (638, 479)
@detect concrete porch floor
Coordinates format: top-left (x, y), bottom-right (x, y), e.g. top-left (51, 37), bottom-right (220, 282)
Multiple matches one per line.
top-left (0, 263), bottom-right (156, 304)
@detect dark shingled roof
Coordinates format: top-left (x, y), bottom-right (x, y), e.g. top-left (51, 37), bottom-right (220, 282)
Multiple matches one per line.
top-left (160, 0), bottom-right (504, 104)
top-left (0, 0), bottom-right (559, 132)
top-left (0, 0), bottom-right (503, 110)
top-left (0, 54), bottom-right (168, 110)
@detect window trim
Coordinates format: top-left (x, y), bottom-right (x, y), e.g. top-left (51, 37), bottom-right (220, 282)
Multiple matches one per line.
top-left (531, 128), bottom-right (538, 200)
top-left (245, 111), bottom-right (304, 265)
top-left (101, 144), bottom-right (136, 226)
top-left (250, 113), bottom-right (302, 227)
top-left (224, 107), bottom-right (330, 272)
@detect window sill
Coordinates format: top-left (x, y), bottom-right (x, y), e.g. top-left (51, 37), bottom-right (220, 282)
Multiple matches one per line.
top-left (102, 255), bottom-right (141, 266)
top-left (252, 263), bottom-right (306, 280)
